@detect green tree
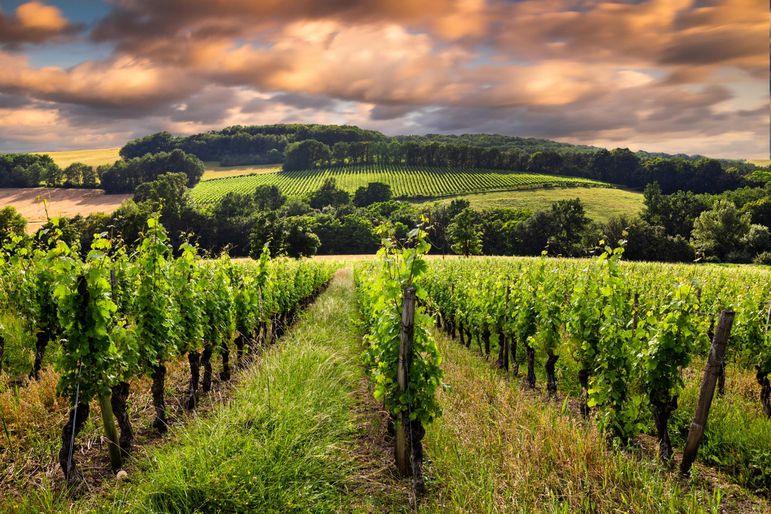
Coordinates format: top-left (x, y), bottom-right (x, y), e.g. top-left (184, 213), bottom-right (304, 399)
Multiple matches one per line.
top-left (448, 208), bottom-right (482, 256)
top-left (281, 216), bottom-right (321, 258)
top-left (308, 177), bottom-right (350, 209)
top-left (253, 185), bottom-right (286, 210)
top-left (353, 182), bottom-right (392, 207)
top-left (283, 139), bottom-right (332, 171)
top-left (0, 206), bottom-right (26, 242)
top-left (63, 163), bottom-right (91, 186)
top-left (133, 172), bottom-right (191, 229)
top-left (691, 200), bottom-right (751, 261)
top-left (547, 198), bottom-right (589, 256)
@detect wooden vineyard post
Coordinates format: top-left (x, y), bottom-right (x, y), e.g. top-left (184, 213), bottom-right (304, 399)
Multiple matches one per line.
top-left (395, 286), bottom-right (415, 476)
top-left (680, 310), bottom-right (734, 476)
top-left (395, 286), bottom-right (425, 495)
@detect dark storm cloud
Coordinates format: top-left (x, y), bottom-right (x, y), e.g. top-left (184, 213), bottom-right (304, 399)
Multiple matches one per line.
top-left (370, 104), bottom-right (417, 121)
top-left (271, 93), bottom-right (337, 110)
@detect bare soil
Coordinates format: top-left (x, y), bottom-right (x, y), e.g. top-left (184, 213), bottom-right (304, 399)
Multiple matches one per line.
top-left (0, 188), bottom-right (129, 232)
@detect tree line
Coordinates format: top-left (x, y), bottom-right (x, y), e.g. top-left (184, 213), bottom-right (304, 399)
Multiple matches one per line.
top-left (3, 124), bottom-right (768, 197)
top-left (283, 139), bottom-right (747, 194)
top-left (2, 169), bottom-right (769, 265)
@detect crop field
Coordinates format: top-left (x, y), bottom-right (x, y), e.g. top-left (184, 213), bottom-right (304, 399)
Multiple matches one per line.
top-left (2, 220), bottom-right (770, 512)
top-left (36, 148), bottom-right (121, 168)
top-left (191, 164), bottom-right (608, 206)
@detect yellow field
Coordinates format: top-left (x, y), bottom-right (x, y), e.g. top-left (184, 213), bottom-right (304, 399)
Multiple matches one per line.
top-left (35, 147), bottom-right (281, 180)
top-left (748, 159), bottom-right (771, 167)
top-left (0, 188), bottom-right (130, 232)
top-left (413, 187), bottom-right (644, 222)
top-left (35, 147), bottom-right (121, 168)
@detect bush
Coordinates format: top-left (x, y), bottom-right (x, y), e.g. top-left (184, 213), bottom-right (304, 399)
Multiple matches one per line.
top-left (753, 251), bottom-right (771, 265)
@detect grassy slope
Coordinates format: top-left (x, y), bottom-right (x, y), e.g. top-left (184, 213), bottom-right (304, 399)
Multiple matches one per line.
top-left (415, 187), bottom-right (644, 222)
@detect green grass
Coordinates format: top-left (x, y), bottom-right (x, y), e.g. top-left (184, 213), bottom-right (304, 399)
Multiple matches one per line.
top-left (35, 148), bottom-right (121, 168)
top-left (89, 270), bottom-right (371, 512)
top-left (420, 330), bottom-right (764, 513)
top-left (671, 367), bottom-right (771, 494)
top-left (7, 268), bottom-right (401, 513)
top-left (415, 187), bottom-right (644, 222)
top-left (191, 164), bottom-right (609, 207)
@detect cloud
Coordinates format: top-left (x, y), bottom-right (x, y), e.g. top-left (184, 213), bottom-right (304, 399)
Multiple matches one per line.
top-left (0, 52), bottom-right (202, 114)
top-left (0, 1), bottom-right (81, 48)
top-left (0, 0), bottom-right (766, 158)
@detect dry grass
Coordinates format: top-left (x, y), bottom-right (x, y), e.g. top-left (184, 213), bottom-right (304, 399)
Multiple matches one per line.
top-left (0, 188), bottom-right (129, 232)
top-left (420, 330), bottom-right (769, 513)
top-left (0, 341), bottom-right (263, 509)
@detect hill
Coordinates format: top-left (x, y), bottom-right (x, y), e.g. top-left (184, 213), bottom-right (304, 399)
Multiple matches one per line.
top-left (418, 187), bottom-right (644, 223)
top-left (191, 164), bottom-right (609, 207)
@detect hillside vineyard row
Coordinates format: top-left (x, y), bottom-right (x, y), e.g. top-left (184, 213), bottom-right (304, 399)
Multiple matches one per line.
top-left (191, 164), bottom-right (606, 206)
top-left (0, 218), bottom-right (336, 484)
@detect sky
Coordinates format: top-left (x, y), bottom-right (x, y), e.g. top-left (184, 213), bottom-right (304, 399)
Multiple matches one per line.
top-left (0, 0), bottom-right (767, 158)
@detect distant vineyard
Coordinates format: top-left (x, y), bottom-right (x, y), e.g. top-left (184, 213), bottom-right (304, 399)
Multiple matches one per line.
top-left (191, 165), bottom-right (608, 206)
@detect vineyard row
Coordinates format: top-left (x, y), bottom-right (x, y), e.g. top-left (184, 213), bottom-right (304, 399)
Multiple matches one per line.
top-left (0, 218), bottom-right (336, 485)
top-left (192, 164), bottom-right (608, 206)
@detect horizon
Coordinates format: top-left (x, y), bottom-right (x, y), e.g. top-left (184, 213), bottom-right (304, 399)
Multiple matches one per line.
top-left (0, 0), bottom-right (767, 159)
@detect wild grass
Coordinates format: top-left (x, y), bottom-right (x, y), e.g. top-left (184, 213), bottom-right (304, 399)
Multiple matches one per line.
top-left (70, 268), bottom-right (404, 513)
top-left (671, 366), bottom-right (771, 494)
top-left (419, 330), bottom-right (767, 513)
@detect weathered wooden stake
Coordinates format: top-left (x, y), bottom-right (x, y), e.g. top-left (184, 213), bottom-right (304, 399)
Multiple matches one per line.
top-left (680, 310), bottom-right (734, 475)
top-left (97, 394), bottom-right (122, 471)
top-left (395, 286), bottom-right (416, 477)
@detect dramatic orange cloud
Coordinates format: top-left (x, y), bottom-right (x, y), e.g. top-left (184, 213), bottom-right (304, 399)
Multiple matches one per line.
top-left (0, 0), bottom-right (766, 158)
top-left (0, 1), bottom-right (79, 46)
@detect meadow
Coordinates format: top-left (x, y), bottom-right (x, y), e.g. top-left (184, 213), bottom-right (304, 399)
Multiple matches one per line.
top-left (419, 187), bottom-right (645, 222)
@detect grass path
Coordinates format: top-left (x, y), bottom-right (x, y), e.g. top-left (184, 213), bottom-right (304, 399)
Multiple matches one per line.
top-left (91, 268), bottom-right (406, 513)
top-left (9, 269), bottom-right (408, 513)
